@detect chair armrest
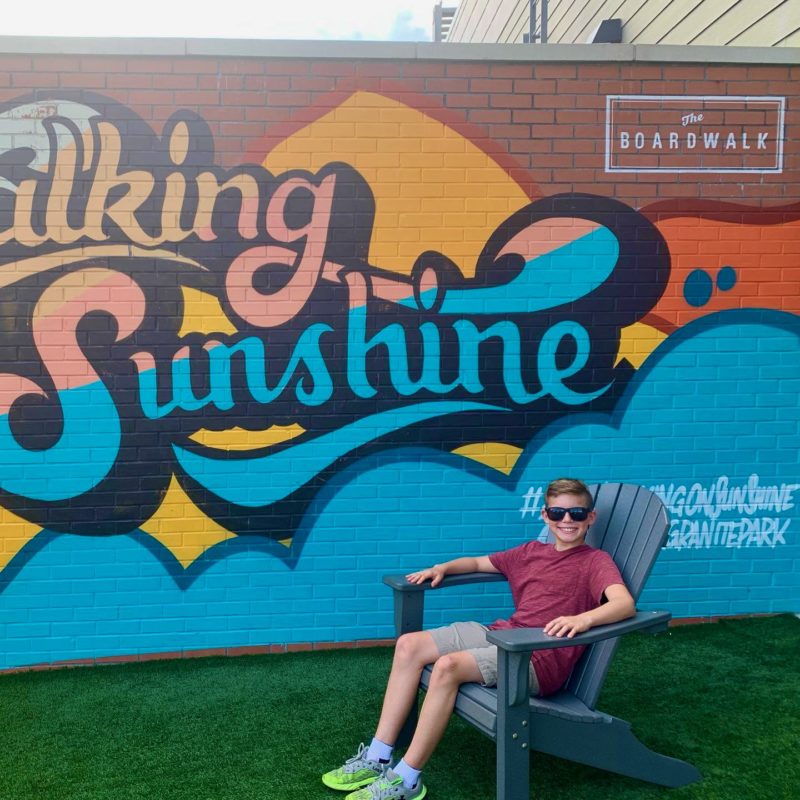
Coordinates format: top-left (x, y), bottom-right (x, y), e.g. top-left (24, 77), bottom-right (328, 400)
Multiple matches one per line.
top-left (383, 572), bottom-right (508, 637)
top-left (485, 610), bottom-right (671, 652)
top-left (383, 572), bottom-right (508, 592)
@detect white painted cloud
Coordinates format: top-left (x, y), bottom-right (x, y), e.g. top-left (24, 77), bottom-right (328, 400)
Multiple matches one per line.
top-left (1, 0), bottom-right (440, 41)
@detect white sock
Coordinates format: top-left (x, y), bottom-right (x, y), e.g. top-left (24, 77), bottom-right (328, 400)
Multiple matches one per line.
top-left (366, 737), bottom-right (393, 763)
top-left (393, 758), bottom-right (421, 789)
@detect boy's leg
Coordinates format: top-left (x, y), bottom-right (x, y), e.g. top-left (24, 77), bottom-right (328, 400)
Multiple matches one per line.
top-left (401, 650), bottom-right (484, 770)
top-left (374, 630), bottom-right (441, 746)
top-left (322, 631), bottom-right (440, 792)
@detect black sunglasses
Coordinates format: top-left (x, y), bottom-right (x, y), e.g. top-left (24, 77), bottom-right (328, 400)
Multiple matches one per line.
top-left (544, 506), bottom-right (591, 522)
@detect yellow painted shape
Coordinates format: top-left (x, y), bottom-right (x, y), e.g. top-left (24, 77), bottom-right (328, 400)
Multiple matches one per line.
top-left (452, 442), bottom-right (523, 475)
top-left (262, 92), bottom-right (530, 277)
top-left (616, 323), bottom-right (668, 369)
top-left (189, 424), bottom-right (305, 451)
top-left (0, 506), bottom-right (42, 572)
top-left (179, 287), bottom-right (237, 337)
top-left (140, 477), bottom-right (236, 568)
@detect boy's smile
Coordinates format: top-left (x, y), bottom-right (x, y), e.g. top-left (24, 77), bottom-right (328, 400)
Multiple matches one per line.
top-left (542, 493), bottom-right (597, 550)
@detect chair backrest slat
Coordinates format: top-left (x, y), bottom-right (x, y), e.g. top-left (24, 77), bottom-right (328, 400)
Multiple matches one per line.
top-left (567, 483), bottom-right (669, 708)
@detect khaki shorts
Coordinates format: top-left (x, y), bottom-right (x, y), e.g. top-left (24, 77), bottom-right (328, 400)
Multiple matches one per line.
top-left (428, 621), bottom-right (540, 695)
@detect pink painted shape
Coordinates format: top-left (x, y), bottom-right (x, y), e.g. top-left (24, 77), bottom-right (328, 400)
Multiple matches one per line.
top-left (497, 218), bottom-right (600, 261)
top-left (0, 375), bottom-right (46, 416)
top-left (32, 269), bottom-right (147, 392)
top-left (226, 174), bottom-right (336, 329)
top-left (343, 271), bottom-right (368, 309)
top-left (371, 275), bottom-right (414, 303)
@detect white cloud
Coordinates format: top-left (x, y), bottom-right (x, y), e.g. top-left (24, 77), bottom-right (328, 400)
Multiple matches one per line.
top-left (2, 0), bottom-right (437, 41)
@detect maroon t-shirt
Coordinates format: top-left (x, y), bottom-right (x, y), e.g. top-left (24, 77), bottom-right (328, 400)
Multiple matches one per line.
top-left (488, 541), bottom-right (624, 697)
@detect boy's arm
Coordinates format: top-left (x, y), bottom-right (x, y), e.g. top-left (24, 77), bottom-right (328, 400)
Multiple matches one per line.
top-left (406, 555), bottom-right (500, 588)
top-left (543, 583), bottom-right (636, 639)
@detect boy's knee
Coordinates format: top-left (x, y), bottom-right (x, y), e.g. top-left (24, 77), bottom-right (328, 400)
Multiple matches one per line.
top-left (394, 631), bottom-right (432, 664)
top-left (429, 652), bottom-right (465, 686)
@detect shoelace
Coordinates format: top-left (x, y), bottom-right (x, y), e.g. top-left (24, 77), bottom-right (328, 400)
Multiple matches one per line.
top-left (366, 773), bottom-right (414, 800)
top-left (343, 743), bottom-right (375, 773)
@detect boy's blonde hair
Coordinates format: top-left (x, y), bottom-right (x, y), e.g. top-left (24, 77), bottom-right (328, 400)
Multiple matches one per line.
top-left (545, 478), bottom-right (593, 507)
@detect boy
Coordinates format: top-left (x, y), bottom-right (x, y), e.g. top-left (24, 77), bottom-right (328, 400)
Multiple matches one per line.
top-left (322, 478), bottom-right (635, 800)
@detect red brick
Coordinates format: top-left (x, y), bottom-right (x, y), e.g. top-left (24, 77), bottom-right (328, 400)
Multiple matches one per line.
top-left (139, 651), bottom-right (183, 662)
top-left (33, 55), bottom-right (82, 72)
top-left (553, 79), bottom-right (600, 94)
top-left (355, 62), bottom-right (402, 78)
top-left (447, 62), bottom-right (490, 78)
top-left (403, 62), bottom-right (445, 78)
top-left (314, 61), bottom-right (357, 77)
top-left (107, 73), bottom-right (155, 89)
top-left (228, 645), bottom-right (272, 656)
top-left (468, 109), bottom-right (512, 124)
top-left (60, 73), bottom-right (106, 89)
top-left (445, 92), bottom-right (490, 109)
top-left (264, 59), bottom-right (310, 75)
top-left (124, 89), bottom-right (172, 105)
top-left (12, 71), bottom-right (59, 88)
top-left (512, 109), bottom-right (555, 123)
top-left (355, 638), bottom-right (394, 648)
top-left (535, 64), bottom-right (577, 79)
top-left (266, 90), bottom-right (312, 106)
top-left (175, 90), bottom-right (221, 105)
top-left (219, 58), bottom-right (265, 75)
top-left (426, 77), bottom-right (470, 92)
top-left (532, 93), bottom-right (575, 108)
top-left (577, 64), bottom-right (620, 79)
top-left (491, 93), bottom-right (533, 109)
top-left (202, 74), bottom-right (242, 91)
top-left (490, 64), bottom-right (534, 79)
top-left (469, 78), bottom-right (513, 93)
top-left (621, 64), bottom-right (661, 80)
top-left (290, 76), bottom-right (338, 92)
top-left (489, 123), bottom-right (531, 139)
top-left (95, 654), bottom-right (139, 665)
top-left (130, 57), bottom-right (175, 74)
top-left (662, 66), bottom-right (698, 80)
top-left (184, 648), bottom-right (227, 658)
top-left (173, 57), bottom-right (220, 74)
top-left (0, 56), bottom-right (32, 70)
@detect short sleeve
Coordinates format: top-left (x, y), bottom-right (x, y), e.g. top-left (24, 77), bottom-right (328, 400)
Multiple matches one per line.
top-left (488, 542), bottom-right (525, 577)
top-left (588, 551), bottom-right (626, 604)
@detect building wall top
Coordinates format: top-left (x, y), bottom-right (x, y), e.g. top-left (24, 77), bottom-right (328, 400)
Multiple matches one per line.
top-left (0, 36), bottom-right (798, 64)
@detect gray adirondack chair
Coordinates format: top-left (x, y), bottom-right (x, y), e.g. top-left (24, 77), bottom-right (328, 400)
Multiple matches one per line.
top-left (384, 482), bottom-right (702, 799)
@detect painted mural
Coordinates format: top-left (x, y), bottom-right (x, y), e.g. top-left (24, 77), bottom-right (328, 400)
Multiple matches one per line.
top-left (0, 85), bottom-right (797, 669)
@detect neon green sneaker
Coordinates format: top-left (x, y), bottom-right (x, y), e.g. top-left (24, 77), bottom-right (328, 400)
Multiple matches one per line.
top-left (344, 768), bottom-right (427, 800)
top-left (322, 743), bottom-right (387, 791)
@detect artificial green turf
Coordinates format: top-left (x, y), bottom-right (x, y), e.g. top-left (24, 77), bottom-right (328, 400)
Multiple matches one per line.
top-left (1, 615), bottom-right (797, 799)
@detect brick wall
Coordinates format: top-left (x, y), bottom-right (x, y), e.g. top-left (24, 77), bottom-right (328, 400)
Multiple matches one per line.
top-left (0, 42), bottom-right (797, 669)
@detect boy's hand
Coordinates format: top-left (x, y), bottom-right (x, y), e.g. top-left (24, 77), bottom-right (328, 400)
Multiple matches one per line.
top-left (406, 565), bottom-right (446, 587)
top-left (544, 614), bottom-right (591, 638)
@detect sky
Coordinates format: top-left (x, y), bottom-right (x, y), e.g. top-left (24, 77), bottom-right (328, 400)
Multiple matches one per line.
top-left (1, 0), bottom-right (449, 41)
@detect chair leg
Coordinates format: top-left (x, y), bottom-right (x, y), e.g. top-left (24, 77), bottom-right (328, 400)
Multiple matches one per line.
top-left (496, 717), bottom-right (529, 800)
top-left (496, 649), bottom-right (532, 800)
top-left (529, 714), bottom-right (702, 788)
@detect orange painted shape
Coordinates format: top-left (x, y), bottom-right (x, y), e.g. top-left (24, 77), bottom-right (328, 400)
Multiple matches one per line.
top-left (650, 216), bottom-right (800, 330)
top-left (261, 92), bottom-right (531, 278)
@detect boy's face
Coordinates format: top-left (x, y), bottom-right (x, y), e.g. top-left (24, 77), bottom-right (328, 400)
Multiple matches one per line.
top-left (541, 492), bottom-right (596, 551)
